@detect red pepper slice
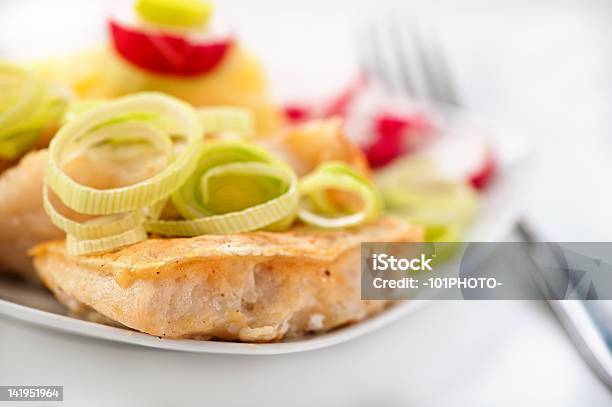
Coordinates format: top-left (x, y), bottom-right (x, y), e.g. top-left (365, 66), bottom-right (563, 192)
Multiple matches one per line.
top-left (109, 19), bottom-right (232, 77)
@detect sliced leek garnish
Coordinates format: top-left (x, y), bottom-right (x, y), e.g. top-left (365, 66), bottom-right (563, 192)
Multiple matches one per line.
top-left (61, 99), bottom-right (106, 125)
top-left (172, 140), bottom-right (287, 218)
top-left (0, 63), bottom-right (44, 139)
top-left (298, 161), bottom-right (381, 228)
top-left (147, 141), bottom-right (298, 236)
top-left (0, 62), bottom-right (70, 159)
top-left (43, 94), bottom-right (379, 256)
top-left (0, 130), bottom-right (42, 159)
top-left (135, 0), bottom-right (214, 29)
top-left (197, 107), bottom-right (254, 138)
top-left (376, 156), bottom-right (479, 242)
top-left (43, 95), bottom-right (297, 254)
top-left (44, 93), bottom-right (203, 255)
top-left (145, 167), bottom-right (297, 235)
top-left (66, 228), bottom-right (149, 256)
top-left (43, 188), bottom-right (145, 240)
top-left (47, 93), bottom-right (202, 215)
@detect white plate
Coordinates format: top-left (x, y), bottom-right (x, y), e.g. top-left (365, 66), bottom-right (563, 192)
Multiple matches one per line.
top-left (0, 107), bottom-right (536, 355)
top-left (0, 296), bottom-right (427, 355)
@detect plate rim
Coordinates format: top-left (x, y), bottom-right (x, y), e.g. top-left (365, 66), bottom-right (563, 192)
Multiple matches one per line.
top-left (0, 298), bottom-right (425, 355)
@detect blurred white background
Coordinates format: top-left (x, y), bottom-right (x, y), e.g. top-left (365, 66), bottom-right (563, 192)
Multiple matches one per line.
top-left (1, 0), bottom-right (612, 405)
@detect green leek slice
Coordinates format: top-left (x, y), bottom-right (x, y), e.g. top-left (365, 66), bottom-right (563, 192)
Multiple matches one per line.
top-left (0, 130), bottom-right (42, 159)
top-left (375, 156), bottom-right (479, 242)
top-left (62, 99), bottom-right (106, 125)
top-left (0, 62), bottom-right (70, 159)
top-left (145, 163), bottom-right (298, 235)
top-left (47, 92), bottom-right (202, 215)
top-left (148, 140), bottom-right (298, 236)
top-left (298, 161), bottom-right (381, 228)
top-left (43, 187), bottom-right (145, 240)
top-left (197, 107), bottom-right (254, 138)
top-left (44, 93), bottom-right (202, 255)
top-left (135, 0), bottom-right (213, 29)
top-left (171, 140), bottom-right (289, 218)
top-left (66, 227), bottom-right (149, 256)
top-left (44, 97), bottom-right (281, 254)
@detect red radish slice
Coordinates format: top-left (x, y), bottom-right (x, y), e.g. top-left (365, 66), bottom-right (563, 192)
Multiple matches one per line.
top-left (363, 133), bottom-right (403, 168)
top-left (109, 19), bottom-right (232, 77)
top-left (364, 113), bottom-right (405, 168)
top-left (283, 103), bottom-right (312, 124)
top-left (469, 148), bottom-right (496, 190)
top-left (364, 112), bottom-right (433, 169)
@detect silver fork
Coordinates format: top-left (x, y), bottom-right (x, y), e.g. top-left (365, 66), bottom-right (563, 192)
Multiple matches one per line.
top-left (358, 15), bottom-right (536, 239)
top-left (356, 16), bottom-right (612, 389)
top-left (358, 16), bottom-right (456, 106)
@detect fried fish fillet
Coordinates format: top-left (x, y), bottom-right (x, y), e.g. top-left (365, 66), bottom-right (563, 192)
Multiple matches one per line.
top-left (0, 150), bottom-right (62, 277)
top-left (33, 218), bottom-right (422, 342)
top-left (0, 144), bottom-right (161, 277)
top-left (260, 119), bottom-right (371, 177)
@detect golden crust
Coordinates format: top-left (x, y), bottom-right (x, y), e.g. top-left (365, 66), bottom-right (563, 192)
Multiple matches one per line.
top-left (33, 218), bottom-right (422, 342)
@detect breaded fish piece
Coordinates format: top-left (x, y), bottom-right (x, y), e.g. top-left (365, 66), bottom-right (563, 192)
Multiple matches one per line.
top-left (0, 144), bottom-right (154, 277)
top-left (33, 218), bottom-right (422, 342)
top-left (260, 119), bottom-right (371, 177)
top-left (0, 150), bottom-right (62, 277)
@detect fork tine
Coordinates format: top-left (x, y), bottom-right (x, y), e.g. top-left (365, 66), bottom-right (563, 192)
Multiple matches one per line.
top-left (358, 13), bottom-right (461, 106)
top-left (362, 23), bottom-right (399, 95)
top-left (388, 18), bottom-right (417, 97)
top-left (426, 29), bottom-right (461, 105)
top-left (409, 19), bottom-right (461, 106)
top-left (361, 16), bottom-right (414, 97)
top-left (408, 20), bottom-right (447, 105)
